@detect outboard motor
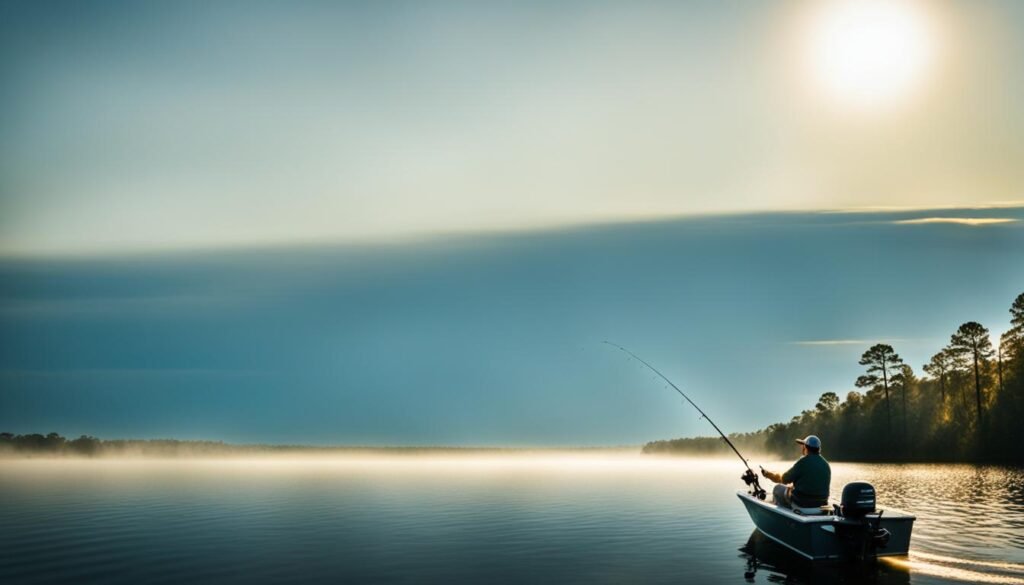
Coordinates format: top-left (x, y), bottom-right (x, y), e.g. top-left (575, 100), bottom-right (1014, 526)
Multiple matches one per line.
top-left (838, 482), bottom-right (891, 559)
top-left (841, 482), bottom-right (876, 518)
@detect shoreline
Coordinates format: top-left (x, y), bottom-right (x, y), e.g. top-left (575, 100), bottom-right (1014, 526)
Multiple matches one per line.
top-left (1, 450), bottom-right (1021, 467)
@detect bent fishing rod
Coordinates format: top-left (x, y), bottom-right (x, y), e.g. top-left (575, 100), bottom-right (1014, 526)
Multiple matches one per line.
top-left (603, 341), bottom-right (767, 500)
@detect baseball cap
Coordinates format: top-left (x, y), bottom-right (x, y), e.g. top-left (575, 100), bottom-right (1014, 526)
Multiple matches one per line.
top-left (795, 435), bottom-right (821, 449)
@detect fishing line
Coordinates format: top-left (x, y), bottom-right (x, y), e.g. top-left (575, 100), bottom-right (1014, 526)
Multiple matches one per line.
top-left (603, 340), bottom-right (767, 499)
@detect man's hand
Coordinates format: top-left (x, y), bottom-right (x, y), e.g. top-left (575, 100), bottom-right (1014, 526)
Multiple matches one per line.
top-left (760, 466), bottom-right (780, 483)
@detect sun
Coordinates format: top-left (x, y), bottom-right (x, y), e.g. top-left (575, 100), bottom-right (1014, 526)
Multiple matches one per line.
top-left (805, 0), bottom-right (935, 108)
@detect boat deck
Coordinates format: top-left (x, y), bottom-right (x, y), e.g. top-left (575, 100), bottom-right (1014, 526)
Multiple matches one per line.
top-left (737, 491), bottom-right (915, 523)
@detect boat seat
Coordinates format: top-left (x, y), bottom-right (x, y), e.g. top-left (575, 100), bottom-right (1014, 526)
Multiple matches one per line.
top-left (792, 504), bottom-right (831, 516)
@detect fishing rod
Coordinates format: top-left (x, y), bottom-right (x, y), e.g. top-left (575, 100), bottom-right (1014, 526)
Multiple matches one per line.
top-left (603, 341), bottom-right (767, 500)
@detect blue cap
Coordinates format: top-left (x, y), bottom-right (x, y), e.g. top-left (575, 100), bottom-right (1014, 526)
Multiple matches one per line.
top-left (796, 435), bottom-right (821, 449)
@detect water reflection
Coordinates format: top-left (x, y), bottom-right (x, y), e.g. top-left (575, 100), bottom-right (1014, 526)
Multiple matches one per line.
top-left (0, 456), bottom-right (1021, 584)
top-left (740, 529), bottom-right (910, 584)
top-left (884, 553), bottom-right (1024, 585)
top-left (741, 530), bottom-right (1024, 585)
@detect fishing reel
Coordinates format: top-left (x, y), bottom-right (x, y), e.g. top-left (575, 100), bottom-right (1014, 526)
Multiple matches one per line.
top-left (741, 469), bottom-right (767, 500)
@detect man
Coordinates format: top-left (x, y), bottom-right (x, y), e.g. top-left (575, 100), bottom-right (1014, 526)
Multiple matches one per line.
top-left (760, 435), bottom-right (831, 509)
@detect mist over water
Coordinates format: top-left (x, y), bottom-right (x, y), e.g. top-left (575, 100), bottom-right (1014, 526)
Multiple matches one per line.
top-left (2, 455), bottom-right (1022, 584)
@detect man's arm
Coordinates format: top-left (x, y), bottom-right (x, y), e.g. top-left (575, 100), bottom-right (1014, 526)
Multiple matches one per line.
top-left (762, 462), bottom-right (799, 484)
top-left (760, 466), bottom-right (783, 483)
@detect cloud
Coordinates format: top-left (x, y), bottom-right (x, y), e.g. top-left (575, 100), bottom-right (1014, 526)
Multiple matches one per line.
top-left (891, 217), bottom-right (1019, 226)
top-left (790, 338), bottom-right (933, 347)
top-left (824, 201), bottom-right (1024, 214)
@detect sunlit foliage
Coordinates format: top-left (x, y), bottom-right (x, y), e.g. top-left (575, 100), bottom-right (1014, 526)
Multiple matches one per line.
top-left (648, 292), bottom-right (1024, 464)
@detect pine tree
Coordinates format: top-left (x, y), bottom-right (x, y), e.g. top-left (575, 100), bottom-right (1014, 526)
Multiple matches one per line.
top-left (1002, 293), bottom-right (1024, 362)
top-left (949, 322), bottom-right (994, 428)
top-left (923, 350), bottom-right (953, 401)
top-left (856, 344), bottom-right (904, 440)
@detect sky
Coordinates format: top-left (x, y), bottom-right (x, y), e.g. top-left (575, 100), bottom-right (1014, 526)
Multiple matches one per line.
top-left (1, 1), bottom-right (1023, 445)
top-left (2, 209), bottom-right (1022, 445)
top-left (1, 0), bottom-right (1023, 254)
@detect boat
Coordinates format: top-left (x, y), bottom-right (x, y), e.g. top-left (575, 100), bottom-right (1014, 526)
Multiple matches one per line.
top-left (737, 481), bottom-right (915, 562)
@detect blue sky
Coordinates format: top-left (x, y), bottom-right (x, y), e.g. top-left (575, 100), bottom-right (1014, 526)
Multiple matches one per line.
top-left (2, 209), bottom-right (1021, 445)
top-left (1, 1), bottom-right (1023, 444)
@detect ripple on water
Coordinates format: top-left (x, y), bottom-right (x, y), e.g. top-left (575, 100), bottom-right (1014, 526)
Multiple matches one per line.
top-left (0, 457), bottom-right (1021, 584)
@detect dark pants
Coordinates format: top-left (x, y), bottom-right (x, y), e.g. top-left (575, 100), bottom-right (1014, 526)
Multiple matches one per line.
top-left (772, 483), bottom-right (792, 507)
top-left (774, 483), bottom-right (828, 510)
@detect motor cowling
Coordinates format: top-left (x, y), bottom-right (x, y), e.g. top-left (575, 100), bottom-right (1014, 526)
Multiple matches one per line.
top-left (841, 481), bottom-right (876, 518)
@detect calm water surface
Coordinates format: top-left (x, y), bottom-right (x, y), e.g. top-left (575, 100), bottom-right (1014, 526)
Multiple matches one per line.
top-left (1, 455), bottom-right (1022, 584)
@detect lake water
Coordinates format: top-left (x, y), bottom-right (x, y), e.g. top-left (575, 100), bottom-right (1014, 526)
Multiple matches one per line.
top-left (1, 454), bottom-right (1023, 584)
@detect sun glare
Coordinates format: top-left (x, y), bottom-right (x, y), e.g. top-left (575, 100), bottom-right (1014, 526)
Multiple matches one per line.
top-left (806, 0), bottom-right (935, 109)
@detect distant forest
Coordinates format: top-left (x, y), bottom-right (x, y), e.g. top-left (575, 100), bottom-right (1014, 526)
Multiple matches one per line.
top-left (0, 435), bottom-right (617, 457)
top-left (0, 435), bottom-right (283, 457)
top-left (0, 435), bottom-right (561, 457)
top-left (644, 292), bottom-right (1024, 464)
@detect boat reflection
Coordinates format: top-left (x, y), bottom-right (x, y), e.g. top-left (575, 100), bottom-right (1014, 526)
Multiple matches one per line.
top-left (739, 529), bottom-right (910, 584)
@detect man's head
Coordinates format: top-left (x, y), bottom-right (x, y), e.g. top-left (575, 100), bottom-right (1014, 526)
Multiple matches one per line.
top-left (795, 435), bottom-right (821, 455)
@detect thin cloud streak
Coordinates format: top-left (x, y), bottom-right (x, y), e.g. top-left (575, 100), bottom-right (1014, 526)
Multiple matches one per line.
top-left (824, 201), bottom-right (1024, 214)
top-left (789, 338), bottom-right (929, 347)
top-left (892, 217), bottom-right (1019, 226)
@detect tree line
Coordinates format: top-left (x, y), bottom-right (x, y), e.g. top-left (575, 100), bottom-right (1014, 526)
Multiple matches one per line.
top-left (642, 432), bottom-right (769, 457)
top-left (0, 433), bottom-right (234, 457)
top-left (645, 292), bottom-right (1024, 464)
top-left (0, 434), bottom-right (607, 457)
